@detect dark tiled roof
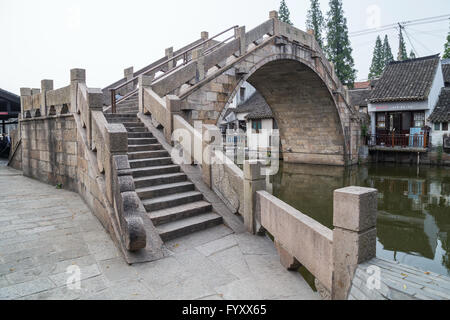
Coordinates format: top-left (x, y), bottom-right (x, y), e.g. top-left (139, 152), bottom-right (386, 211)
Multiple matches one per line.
top-left (429, 88), bottom-right (450, 123)
top-left (0, 88), bottom-right (20, 104)
top-left (443, 64), bottom-right (450, 86)
top-left (369, 54), bottom-right (440, 103)
top-left (349, 89), bottom-right (370, 107)
top-left (236, 92), bottom-right (273, 120)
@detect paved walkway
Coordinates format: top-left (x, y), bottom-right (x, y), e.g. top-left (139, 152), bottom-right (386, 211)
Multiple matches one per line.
top-left (0, 164), bottom-right (319, 300)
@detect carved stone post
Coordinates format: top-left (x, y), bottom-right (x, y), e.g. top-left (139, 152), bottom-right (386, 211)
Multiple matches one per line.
top-left (40, 80), bottom-right (53, 117)
top-left (269, 11), bottom-right (280, 36)
top-left (192, 48), bottom-right (205, 81)
top-left (244, 160), bottom-right (266, 234)
top-left (20, 88), bottom-right (32, 118)
top-left (202, 124), bottom-right (221, 188)
top-left (332, 186), bottom-right (378, 300)
top-left (234, 26), bottom-right (246, 56)
top-left (87, 88), bottom-right (104, 149)
top-left (138, 75), bottom-right (154, 114)
top-left (124, 66), bottom-right (134, 94)
top-left (165, 95), bottom-right (181, 145)
top-left (70, 68), bottom-right (86, 113)
top-left (166, 47), bottom-right (174, 70)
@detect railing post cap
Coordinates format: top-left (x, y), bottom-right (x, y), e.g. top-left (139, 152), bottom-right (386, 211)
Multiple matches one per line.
top-left (269, 10), bottom-right (278, 20)
top-left (124, 66), bottom-right (134, 77)
top-left (40, 79), bottom-right (54, 91)
top-left (138, 74), bottom-right (154, 87)
top-left (70, 68), bottom-right (86, 82)
top-left (201, 31), bottom-right (209, 40)
top-left (20, 88), bottom-right (32, 96)
top-left (333, 186), bottom-right (378, 232)
top-left (31, 88), bottom-right (41, 95)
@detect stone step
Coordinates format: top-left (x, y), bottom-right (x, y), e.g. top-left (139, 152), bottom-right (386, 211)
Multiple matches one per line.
top-left (150, 201), bottom-right (212, 226)
top-left (137, 181), bottom-right (195, 199)
top-left (142, 191), bottom-right (203, 212)
top-left (129, 157), bottom-right (173, 169)
top-left (128, 144), bottom-right (164, 152)
top-left (128, 150), bottom-right (170, 160)
top-left (123, 122), bottom-right (145, 128)
top-left (104, 113), bottom-right (138, 119)
top-left (131, 165), bottom-right (180, 178)
top-left (107, 118), bottom-right (139, 124)
top-left (127, 132), bottom-right (154, 139)
top-left (157, 213), bottom-right (223, 242)
top-left (126, 127), bottom-right (148, 133)
top-left (134, 172), bottom-right (187, 189)
top-left (128, 137), bottom-right (158, 145)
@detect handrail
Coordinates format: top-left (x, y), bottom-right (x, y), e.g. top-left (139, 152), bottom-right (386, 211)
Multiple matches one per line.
top-left (110, 25), bottom-right (239, 113)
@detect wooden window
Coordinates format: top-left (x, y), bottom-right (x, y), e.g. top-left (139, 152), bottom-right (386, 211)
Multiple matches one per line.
top-left (413, 112), bottom-right (425, 128)
top-left (252, 120), bottom-right (262, 133)
top-left (434, 123), bottom-right (441, 131)
top-left (443, 122), bottom-right (449, 131)
top-left (377, 113), bottom-right (386, 128)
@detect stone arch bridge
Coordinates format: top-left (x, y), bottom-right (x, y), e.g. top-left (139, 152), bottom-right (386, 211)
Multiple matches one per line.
top-left (108, 11), bottom-right (361, 166)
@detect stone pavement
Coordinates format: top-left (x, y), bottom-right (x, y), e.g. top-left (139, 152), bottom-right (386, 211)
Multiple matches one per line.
top-left (0, 164), bottom-right (319, 300)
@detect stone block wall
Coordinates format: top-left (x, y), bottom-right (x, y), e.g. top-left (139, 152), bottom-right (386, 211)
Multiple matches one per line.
top-left (21, 115), bottom-right (78, 190)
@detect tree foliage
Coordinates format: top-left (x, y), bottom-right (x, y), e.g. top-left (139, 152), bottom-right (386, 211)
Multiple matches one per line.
top-left (383, 35), bottom-right (394, 66)
top-left (443, 23), bottom-right (450, 59)
top-left (369, 36), bottom-right (384, 79)
top-left (279, 0), bottom-right (293, 25)
top-left (397, 27), bottom-right (408, 61)
top-left (306, 0), bottom-right (325, 48)
top-left (325, 0), bottom-right (356, 87)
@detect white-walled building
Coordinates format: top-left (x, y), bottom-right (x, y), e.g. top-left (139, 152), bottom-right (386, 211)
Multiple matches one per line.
top-left (368, 54), bottom-right (444, 149)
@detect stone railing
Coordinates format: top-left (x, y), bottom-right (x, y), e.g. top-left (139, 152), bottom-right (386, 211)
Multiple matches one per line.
top-left (14, 68), bottom-right (147, 260)
top-left (256, 185), bottom-right (378, 300)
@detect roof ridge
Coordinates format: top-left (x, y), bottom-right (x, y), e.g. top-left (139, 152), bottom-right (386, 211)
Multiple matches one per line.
top-left (387, 54), bottom-right (440, 66)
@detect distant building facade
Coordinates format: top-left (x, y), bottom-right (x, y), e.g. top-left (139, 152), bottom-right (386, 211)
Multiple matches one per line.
top-left (0, 88), bottom-right (20, 135)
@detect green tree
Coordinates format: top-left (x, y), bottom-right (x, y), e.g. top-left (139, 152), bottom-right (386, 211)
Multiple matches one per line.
top-left (398, 27), bottom-right (408, 61)
top-left (325, 0), bottom-right (356, 87)
top-left (306, 0), bottom-right (325, 48)
top-left (443, 23), bottom-right (450, 59)
top-left (383, 35), bottom-right (394, 66)
top-left (368, 36), bottom-right (384, 79)
top-left (409, 50), bottom-right (416, 59)
top-left (279, 0), bottom-right (293, 25)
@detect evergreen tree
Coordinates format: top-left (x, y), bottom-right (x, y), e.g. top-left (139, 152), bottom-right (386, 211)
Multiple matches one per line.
top-left (306, 0), bottom-right (325, 48)
top-left (368, 36), bottom-right (384, 79)
top-left (409, 50), bottom-right (416, 59)
top-left (279, 0), bottom-right (293, 25)
top-left (443, 23), bottom-right (450, 59)
top-left (325, 0), bottom-right (356, 87)
top-left (397, 27), bottom-right (408, 61)
top-left (383, 35), bottom-right (394, 66)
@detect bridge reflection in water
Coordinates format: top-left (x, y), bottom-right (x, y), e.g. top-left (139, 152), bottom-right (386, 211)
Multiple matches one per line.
top-left (271, 162), bottom-right (450, 276)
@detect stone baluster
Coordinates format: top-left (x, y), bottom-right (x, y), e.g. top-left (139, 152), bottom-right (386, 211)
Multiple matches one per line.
top-left (234, 26), bottom-right (246, 56)
top-left (166, 47), bottom-right (174, 71)
top-left (201, 124), bottom-right (222, 188)
top-left (244, 160), bottom-right (266, 234)
top-left (192, 48), bottom-right (205, 81)
top-left (269, 10), bottom-right (280, 36)
top-left (124, 66), bottom-right (134, 94)
top-left (138, 75), bottom-right (154, 114)
top-left (40, 80), bottom-right (53, 117)
top-left (70, 68), bottom-right (86, 113)
top-left (165, 95), bottom-right (181, 145)
top-left (20, 88), bottom-right (32, 118)
top-left (332, 186), bottom-right (378, 300)
top-left (86, 88), bottom-right (104, 149)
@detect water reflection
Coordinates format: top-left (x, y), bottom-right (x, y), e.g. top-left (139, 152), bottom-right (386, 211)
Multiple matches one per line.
top-left (271, 163), bottom-right (450, 276)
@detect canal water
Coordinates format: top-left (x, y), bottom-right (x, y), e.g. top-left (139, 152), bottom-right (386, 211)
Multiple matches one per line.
top-left (271, 162), bottom-right (450, 276)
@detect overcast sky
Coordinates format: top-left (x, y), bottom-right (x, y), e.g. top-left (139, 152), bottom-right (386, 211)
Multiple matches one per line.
top-left (1, 0), bottom-right (449, 94)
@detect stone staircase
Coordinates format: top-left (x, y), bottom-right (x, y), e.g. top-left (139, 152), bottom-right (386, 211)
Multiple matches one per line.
top-left (105, 93), bottom-right (139, 114)
top-left (104, 113), bottom-right (223, 242)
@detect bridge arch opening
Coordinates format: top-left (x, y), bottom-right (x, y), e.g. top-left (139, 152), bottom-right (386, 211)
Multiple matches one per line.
top-left (224, 58), bottom-right (347, 166)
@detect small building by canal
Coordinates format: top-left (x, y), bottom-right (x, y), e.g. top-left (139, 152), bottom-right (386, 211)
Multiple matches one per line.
top-left (367, 54), bottom-right (450, 164)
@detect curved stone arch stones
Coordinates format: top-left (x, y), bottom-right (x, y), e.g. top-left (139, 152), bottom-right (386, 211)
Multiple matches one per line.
top-left (175, 12), bottom-right (359, 166)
